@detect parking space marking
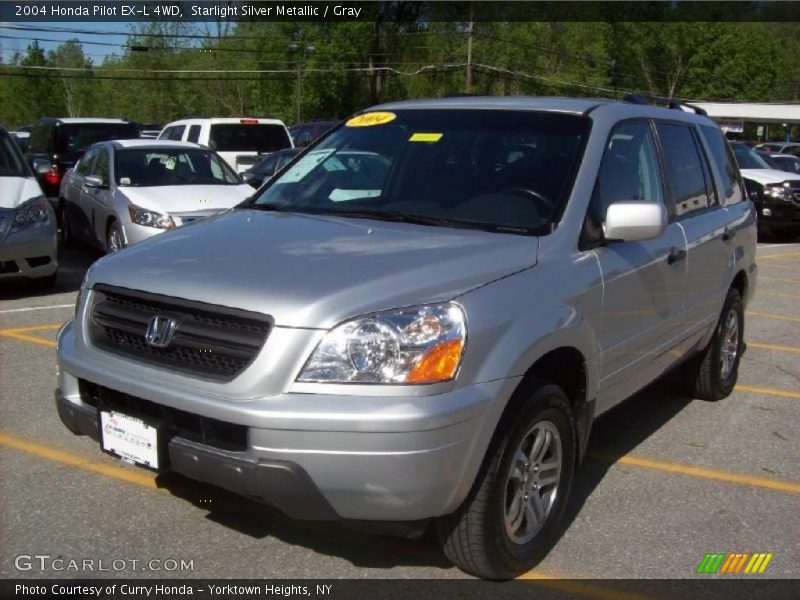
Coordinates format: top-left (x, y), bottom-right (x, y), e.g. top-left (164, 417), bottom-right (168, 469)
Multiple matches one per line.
top-left (747, 341), bottom-right (800, 354)
top-left (735, 384), bottom-right (800, 400)
top-left (759, 262), bottom-right (800, 271)
top-left (758, 276), bottom-right (800, 284)
top-left (0, 431), bottom-right (158, 489)
top-left (517, 573), bottom-right (656, 600)
top-left (0, 323), bottom-right (60, 348)
top-left (757, 290), bottom-right (800, 300)
top-left (589, 452), bottom-right (800, 494)
top-left (759, 251), bottom-right (800, 260)
top-left (0, 304), bottom-right (74, 314)
top-left (748, 310), bottom-right (800, 323)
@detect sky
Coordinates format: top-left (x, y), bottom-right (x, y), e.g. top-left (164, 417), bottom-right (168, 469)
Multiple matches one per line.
top-left (1, 22), bottom-right (141, 64)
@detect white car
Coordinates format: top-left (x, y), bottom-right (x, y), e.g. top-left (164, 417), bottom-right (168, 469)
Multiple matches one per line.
top-left (58, 140), bottom-right (253, 253)
top-left (0, 126), bottom-right (58, 287)
top-left (158, 117), bottom-right (293, 174)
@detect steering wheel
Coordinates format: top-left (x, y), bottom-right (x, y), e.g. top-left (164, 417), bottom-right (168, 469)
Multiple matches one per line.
top-left (500, 187), bottom-right (556, 213)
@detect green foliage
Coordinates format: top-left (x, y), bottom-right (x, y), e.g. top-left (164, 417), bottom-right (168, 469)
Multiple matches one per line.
top-left (0, 21), bottom-right (797, 130)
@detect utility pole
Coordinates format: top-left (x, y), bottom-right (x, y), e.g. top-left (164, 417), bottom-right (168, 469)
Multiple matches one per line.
top-left (287, 41), bottom-right (315, 124)
top-left (465, 2), bottom-right (474, 94)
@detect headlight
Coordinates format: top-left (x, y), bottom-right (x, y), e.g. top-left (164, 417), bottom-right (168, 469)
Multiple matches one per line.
top-left (764, 183), bottom-right (790, 200)
top-left (128, 204), bottom-right (175, 229)
top-left (11, 196), bottom-right (51, 232)
top-left (298, 303), bottom-right (467, 384)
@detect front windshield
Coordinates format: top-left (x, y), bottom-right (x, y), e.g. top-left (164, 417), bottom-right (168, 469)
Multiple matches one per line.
top-left (733, 144), bottom-right (771, 170)
top-left (114, 148), bottom-right (240, 187)
top-left (0, 133), bottom-right (28, 177)
top-left (249, 109), bottom-right (590, 235)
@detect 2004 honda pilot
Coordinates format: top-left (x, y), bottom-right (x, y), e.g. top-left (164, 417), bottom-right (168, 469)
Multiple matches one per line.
top-left (56, 96), bottom-right (757, 579)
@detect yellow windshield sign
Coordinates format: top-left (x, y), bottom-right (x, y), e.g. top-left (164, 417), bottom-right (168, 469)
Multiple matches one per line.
top-left (346, 112), bottom-right (396, 127)
top-left (409, 133), bottom-right (443, 142)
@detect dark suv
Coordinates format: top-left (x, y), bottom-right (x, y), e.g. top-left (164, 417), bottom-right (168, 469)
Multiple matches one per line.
top-left (25, 118), bottom-right (140, 206)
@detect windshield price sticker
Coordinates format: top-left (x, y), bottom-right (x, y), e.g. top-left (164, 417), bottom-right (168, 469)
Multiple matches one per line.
top-left (346, 112), bottom-right (397, 127)
top-left (409, 133), bottom-right (443, 143)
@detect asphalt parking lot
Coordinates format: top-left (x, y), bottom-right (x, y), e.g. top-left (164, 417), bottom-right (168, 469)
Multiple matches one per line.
top-left (0, 240), bottom-right (798, 587)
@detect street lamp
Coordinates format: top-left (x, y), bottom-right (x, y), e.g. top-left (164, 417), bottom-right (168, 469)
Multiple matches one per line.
top-left (286, 42), bottom-right (315, 123)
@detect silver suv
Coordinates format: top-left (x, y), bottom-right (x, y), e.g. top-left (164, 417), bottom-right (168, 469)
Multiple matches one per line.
top-left (56, 97), bottom-right (757, 579)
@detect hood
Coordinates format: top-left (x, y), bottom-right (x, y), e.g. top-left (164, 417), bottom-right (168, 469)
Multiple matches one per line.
top-left (88, 209), bottom-right (538, 328)
top-left (118, 184), bottom-right (252, 214)
top-left (740, 168), bottom-right (800, 186)
top-left (0, 176), bottom-right (45, 210)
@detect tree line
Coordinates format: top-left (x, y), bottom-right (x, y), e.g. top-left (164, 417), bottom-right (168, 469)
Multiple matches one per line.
top-left (1, 19), bottom-right (798, 130)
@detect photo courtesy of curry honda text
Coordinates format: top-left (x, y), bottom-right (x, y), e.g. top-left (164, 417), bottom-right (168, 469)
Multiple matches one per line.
top-left (55, 96), bottom-right (757, 579)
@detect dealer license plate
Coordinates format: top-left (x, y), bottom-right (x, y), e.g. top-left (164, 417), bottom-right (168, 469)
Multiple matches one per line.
top-left (100, 411), bottom-right (160, 469)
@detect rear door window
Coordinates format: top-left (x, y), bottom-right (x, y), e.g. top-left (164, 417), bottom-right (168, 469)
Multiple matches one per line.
top-left (166, 125), bottom-right (186, 141)
top-left (655, 122), bottom-right (713, 217)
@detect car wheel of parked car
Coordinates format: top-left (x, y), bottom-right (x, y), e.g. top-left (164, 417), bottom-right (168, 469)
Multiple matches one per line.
top-left (684, 288), bottom-right (744, 401)
top-left (59, 201), bottom-right (76, 248)
top-left (436, 381), bottom-right (575, 579)
top-left (106, 221), bottom-right (125, 254)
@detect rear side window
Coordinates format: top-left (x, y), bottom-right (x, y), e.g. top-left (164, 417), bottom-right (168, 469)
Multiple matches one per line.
top-left (166, 125), bottom-right (186, 141)
top-left (187, 125), bottom-right (201, 143)
top-left (27, 124), bottom-right (51, 154)
top-left (699, 125), bottom-right (745, 205)
top-left (655, 122), bottom-right (713, 217)
top-left (589, 121), bottom-right (664, 224)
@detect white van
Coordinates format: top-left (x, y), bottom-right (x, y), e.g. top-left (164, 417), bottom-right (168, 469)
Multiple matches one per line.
top-left (158, 118), bottom-right (293, 173)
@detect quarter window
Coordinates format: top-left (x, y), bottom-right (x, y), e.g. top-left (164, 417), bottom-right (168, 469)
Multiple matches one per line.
top-left (589, 121), bottom-right (664, 224)
top-left (699, 125), bottom-right (745, 206)
top-left (656, 122), bottom-right (712, 217)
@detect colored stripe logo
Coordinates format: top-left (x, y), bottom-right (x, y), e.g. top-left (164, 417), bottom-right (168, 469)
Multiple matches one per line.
top-left (697, 552), bottom-right (773, 574)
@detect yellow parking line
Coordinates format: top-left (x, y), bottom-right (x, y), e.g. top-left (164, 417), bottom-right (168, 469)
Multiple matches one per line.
top-left (735, 384), bottom-right (800, 400)
top-left (517, 573), bottom-right (656, 600)
top-left (0, 323), bottom-right (60, 348)
top-left (760, 263), bottom-right (800, 271)
top-left (757, 290), bottom-right (800, 300)
top-left (0, 431), bottom-right (158, 489)
top-left (759, 276), bottom-right (800, 284)
top-left (759, 251), bottom-right (800, 260)
top-left (747, 341), bottom-right (800, 354)
top-left (589, 452), bottom-right (800, 494)
top-left (748, 310), bottom-right (800, 324)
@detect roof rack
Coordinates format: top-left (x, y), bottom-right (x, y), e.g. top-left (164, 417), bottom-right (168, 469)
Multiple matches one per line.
top-left (623, 93), bottom-right (708, 117)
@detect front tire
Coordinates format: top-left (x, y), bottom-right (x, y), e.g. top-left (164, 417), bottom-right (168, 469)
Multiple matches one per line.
top-left (105, 221), bottom-right (125, 254)
top-left (684, 288), bottom-right (744, 401)
top-left (436, 381), bottom-right (575, 579)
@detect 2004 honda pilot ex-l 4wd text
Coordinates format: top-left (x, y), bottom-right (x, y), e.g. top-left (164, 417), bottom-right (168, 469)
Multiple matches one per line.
top-left (56, 96), bottom-right (756, 579)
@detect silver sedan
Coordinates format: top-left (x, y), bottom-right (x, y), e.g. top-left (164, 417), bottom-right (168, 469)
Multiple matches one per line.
top-left (58, 140), bottom-right (253, 253)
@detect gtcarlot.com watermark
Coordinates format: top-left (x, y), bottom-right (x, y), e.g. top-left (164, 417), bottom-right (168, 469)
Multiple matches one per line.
top-left (14, 554), bottom-right (194, 573)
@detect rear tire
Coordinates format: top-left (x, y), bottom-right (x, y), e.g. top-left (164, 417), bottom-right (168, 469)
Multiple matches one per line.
top-left (436, 381), bottom-right (575, 579)
top-left (684, 288), bottom-right (744, 401)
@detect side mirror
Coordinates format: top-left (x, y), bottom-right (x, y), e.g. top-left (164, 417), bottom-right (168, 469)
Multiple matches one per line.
top-left (84, 175), bottom-right (105, 188)
top-left (32, 158), bottom-right (52, 175)
top-left (604, 201), bottom-right (667, 242)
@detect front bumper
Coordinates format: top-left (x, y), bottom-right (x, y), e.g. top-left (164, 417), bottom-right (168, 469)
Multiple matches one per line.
top-left (56, 320), bottom-right (518, 521)
top-left (757, 199), bottom-right (800, 229)
top-left (0, 223), bottom-right (57, 280)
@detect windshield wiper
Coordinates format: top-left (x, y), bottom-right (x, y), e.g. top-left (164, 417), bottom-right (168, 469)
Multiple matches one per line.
top-left (323, 209), bottom-right (537, 234)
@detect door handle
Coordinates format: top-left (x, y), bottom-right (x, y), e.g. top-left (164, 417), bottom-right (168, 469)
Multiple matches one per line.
top-left (667, 247), bottom-right (687, 265)
top-left (722, 225), bottom-right (736, 242)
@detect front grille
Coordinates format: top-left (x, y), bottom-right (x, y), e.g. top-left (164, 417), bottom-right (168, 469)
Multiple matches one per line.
top-left (89, 284), bottom-right (272, 380)
top-left (79, 379), bottom-right (247, 451)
